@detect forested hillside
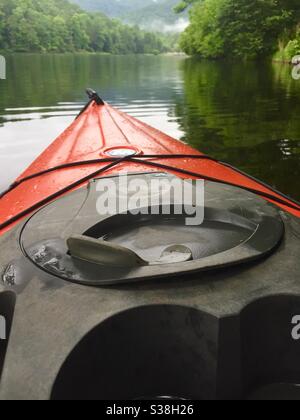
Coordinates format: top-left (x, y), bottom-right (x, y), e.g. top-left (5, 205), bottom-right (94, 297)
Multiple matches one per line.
top-left (0, 0), bottom-right (168, 54)
top-left (177, 0), bottom-right (300, 60)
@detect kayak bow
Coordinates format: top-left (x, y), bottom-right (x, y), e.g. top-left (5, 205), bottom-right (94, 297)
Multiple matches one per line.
top-left (1, 91), bottom-right (299, 236)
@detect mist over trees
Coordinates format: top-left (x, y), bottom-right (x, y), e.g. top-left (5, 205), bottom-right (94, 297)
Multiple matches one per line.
top-left (177, 0), bottom-right (300, 60)
top-left (72, 0), bottom-right (186, 30)
top-left (0, 0), bottom-right (168, 54)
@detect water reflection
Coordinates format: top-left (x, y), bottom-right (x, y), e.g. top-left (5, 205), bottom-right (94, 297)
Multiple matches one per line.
top-left (0, 54), bottom-right (299, 199)
top-left (176, 58), bottom-right (300, 199)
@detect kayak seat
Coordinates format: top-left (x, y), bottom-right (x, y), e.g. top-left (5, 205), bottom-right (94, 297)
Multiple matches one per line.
top-left (19, 174), bottom-right (284, 286)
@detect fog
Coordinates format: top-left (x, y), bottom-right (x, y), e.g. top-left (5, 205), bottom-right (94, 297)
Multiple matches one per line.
top-left (142, 18), bottom-right (189, 33)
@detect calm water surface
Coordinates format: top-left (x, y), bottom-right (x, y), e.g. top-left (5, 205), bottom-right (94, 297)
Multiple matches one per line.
top-left (0, 54), bottom-right (299, 199)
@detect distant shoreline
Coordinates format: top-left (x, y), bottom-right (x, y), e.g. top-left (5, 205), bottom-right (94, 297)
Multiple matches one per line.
top-left (1, 52), bottom-right (294, 63)
top-left (161, 52), bottom-right (187, 56)
top-left (0, 51), bottom-right (187, 57)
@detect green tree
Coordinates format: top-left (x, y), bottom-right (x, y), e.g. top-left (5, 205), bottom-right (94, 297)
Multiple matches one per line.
top-left (0, 0), bottom-right (169, 54)
top-left (178, 0), bottom-right (300, 59)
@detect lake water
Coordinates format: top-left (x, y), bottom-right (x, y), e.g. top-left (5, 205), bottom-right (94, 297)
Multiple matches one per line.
top-left (0, 54), bottom-right (299, 200)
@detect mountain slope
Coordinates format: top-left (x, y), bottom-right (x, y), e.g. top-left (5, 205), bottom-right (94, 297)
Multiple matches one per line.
top-left (123, 0), bottom-right (188, 32)
top-left (70, 0), bottom-right (155, 17)
top-left (71, 0), bottom-right (188, 32)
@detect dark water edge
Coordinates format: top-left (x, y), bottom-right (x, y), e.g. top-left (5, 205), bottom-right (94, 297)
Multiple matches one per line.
top-left (0, 54), bottom-right (299, 200)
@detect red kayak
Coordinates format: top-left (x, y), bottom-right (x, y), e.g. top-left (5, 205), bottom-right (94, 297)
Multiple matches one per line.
top-left (1, 89), bottom-right (300, 237)
top-left (1, 90), bottom-right (300, 401)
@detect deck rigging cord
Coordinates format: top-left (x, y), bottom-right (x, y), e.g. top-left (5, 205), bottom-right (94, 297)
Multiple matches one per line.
top-left (1, 153), bottom-right (300, 232)
top-left (0, 154), bottom-right (219, 199)
top-left (1, 92), bottom-right (299, 231)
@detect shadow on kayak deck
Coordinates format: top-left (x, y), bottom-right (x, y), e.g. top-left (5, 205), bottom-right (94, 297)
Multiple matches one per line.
top-left (0, 292), bottom-right (16, 380)
top-left (50, 299), bottom-right (300, 400)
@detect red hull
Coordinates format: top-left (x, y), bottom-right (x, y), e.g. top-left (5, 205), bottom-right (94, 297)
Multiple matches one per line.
top-left (1, 101), bottom-right (299, 235)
